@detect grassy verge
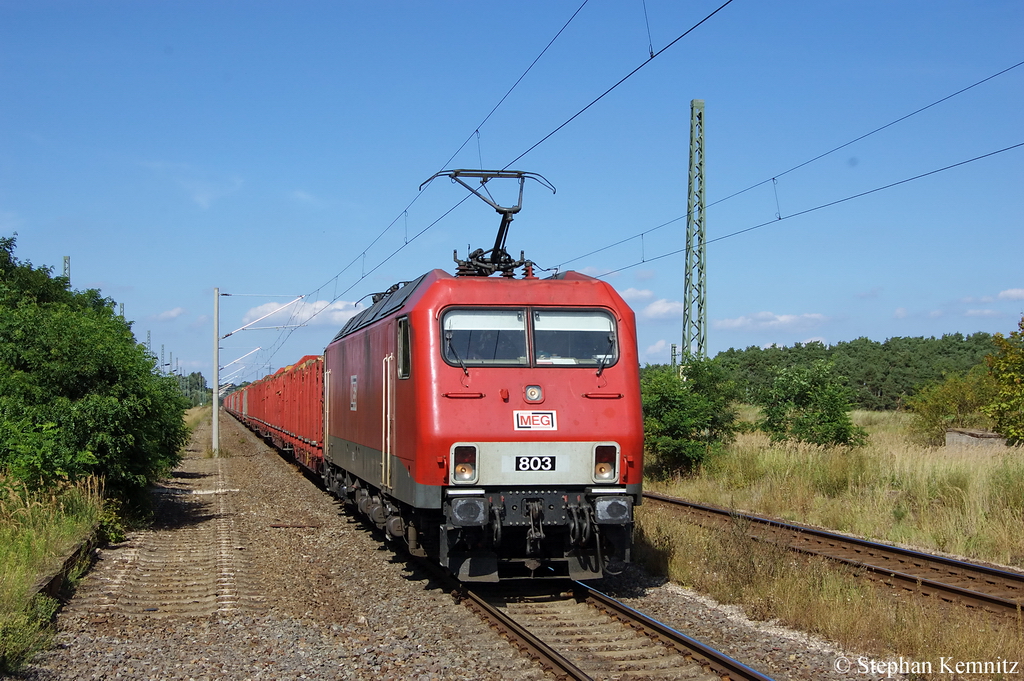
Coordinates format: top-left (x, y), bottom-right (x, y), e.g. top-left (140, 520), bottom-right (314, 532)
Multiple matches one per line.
top-left (634, 507), bottom-right (1024, 679)
top-left (638, 409), bottom-right (1024, 678)
top-left (185, 404), bottom-right (211, 431)
top-left (0, 476), bottom-right (103, 673)
top-left (648, 410), bottom-right (1024, 566)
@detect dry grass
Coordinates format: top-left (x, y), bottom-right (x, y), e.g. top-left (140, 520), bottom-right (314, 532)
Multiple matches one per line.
top-left (185, 404), bottom-right (211, 431)
top-left (634, 508), bottom-right (1024, 679)
top-left (638, 410), bottom-right (1024, 678)
top-left (0, 475), bottom-right (103, 671)
top-left (648, 411), bottom-right (1024, 566)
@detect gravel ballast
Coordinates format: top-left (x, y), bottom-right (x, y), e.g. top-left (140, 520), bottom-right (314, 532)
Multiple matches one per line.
top-left (21, 413), bottom-right (903, 680)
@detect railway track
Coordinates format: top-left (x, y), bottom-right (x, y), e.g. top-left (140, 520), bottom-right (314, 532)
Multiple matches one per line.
top-left (454, 580), bottom-right (775, 681)
top-left (645, 490), bottom-right (1024, 616)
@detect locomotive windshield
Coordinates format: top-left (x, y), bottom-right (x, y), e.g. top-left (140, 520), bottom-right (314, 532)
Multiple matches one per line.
top-left (533, 310), bottom-right (616, 366)
top-left (441, 308), bottom-right (617, 368)
top-left (443, 309), bottom-right (529, 366)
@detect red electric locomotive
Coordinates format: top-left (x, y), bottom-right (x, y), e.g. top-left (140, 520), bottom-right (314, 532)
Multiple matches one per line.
top-left (227, 170), bottom-right (644, 581)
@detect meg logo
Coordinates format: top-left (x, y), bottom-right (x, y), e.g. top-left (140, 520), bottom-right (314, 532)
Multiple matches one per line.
top-left (514, 410), bottom-right (557, 431)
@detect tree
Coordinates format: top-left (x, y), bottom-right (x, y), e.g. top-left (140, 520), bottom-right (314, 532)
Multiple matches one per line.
top-left (0, 236), bottom-right (189, 497)
top-left (983, 316), bottom-right (1024, 445)
top-left (906, 365), bottom-right (997, 444)
top-left (756, 360), bottom-right (866, 446)
top-left (720, 333), bottom-right (996, 411)
top-left (640, 358), bottom-right (739, 476)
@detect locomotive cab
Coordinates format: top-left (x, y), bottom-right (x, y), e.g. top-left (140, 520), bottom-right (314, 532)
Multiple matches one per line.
top-left (322, 269), bottom-right (644, 582)
top-left (436, 303), bottom-right (639, 580)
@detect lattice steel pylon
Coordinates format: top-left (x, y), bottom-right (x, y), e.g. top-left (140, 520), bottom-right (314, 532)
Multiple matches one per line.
top-left (682, 99), bottom-right (707, 360)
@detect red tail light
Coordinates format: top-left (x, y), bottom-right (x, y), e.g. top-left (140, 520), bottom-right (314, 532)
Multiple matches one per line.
top-left (594, 445), bottom-right (618, 482)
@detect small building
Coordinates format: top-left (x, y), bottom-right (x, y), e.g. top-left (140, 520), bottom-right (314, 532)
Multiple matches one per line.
top-left (945, 428), bottom-right (1007, 448)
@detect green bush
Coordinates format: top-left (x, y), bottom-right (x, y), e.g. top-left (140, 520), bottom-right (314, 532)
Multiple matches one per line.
top-left (756, 360), bottom-right (866, 447)
top-left (0, 236), bottom-right (188, 499)
top-left (905, 365), bottom-right (997, 444)
top-left (640, 358), bottom-right (739, 476)
top-left (983, 316), bottom-right (1024, 445)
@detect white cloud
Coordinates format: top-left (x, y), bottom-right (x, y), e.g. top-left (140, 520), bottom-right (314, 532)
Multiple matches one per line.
top-left (998, 288), bottom-right (1024, 300)
top-left (153, 307), bottom-right (186, 321)
top-left (929, 310), bottom-right (944, 318)
top-left (642, 299), bottom-right (683, 320)
top-left (965, 309), bottom-right (1000, 318)
top-left (634, 269), bottom-right (657, 281)
top-left (893, 307), bottom-right (907, 319)
top-left (645, 339), bottom-right (668, 357)
top-left (578, 266), bottom-right (616, 278)
top-left (619, 287), bottom-right (654, 303)
top-left (242, 299), bottom-right (362, 328)
top-left (713, 311), bottom-right (827, 332)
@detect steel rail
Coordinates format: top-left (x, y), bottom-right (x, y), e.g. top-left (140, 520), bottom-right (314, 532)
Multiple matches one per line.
top-left (417, 557), bottom-right (591, 680)
top-left (430, 559), bottom-right (776, 679)
top-left (573, 582), bottom-right (776, 681)
top-left (644, 490), bottom-right (1024, 615)
top-left (459, 587), bottom-right (592, 680)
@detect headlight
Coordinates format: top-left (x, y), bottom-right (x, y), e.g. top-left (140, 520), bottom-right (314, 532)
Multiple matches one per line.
top-left (452, 445), bottom-right (478, 483)
top-left (593, 444), bottom-right (618, 482)
top-left (524, 385), bottom-right (543, 402)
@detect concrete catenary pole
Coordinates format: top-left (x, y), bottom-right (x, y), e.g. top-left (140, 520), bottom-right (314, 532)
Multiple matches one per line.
top-left (213, 287), bottom-right (220, 456)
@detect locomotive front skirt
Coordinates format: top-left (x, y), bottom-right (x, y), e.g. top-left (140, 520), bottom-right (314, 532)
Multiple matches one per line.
top-left (225, 268), bottom-right (643, 581)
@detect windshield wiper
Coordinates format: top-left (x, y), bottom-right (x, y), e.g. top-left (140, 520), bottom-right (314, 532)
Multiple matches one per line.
top-left (595, 334), bottom-right (615, 377)
top-left (445, 331), bottom-right (469, 376)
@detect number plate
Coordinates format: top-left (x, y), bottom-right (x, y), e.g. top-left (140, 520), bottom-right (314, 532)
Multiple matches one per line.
top-left (515, 455), bottom-right (556, 472)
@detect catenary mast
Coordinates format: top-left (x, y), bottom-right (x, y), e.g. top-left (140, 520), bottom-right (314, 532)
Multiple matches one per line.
top-left (682, 99), bottom-right (707, 360)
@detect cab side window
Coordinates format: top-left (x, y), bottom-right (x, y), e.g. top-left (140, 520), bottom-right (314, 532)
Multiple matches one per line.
top-left (398, 317), bottom-right (411, 378)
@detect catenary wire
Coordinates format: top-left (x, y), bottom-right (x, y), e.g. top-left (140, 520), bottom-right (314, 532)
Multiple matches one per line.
top-left (501, 0), bottom-right (736, 170)
top-left (226, 5), bottom-right (593, 382)
top-left (554, 58), bottom-right (1024, 270)
top-left (226, 42), bottom-right (1019, 381)
top-left (232, 2), bottom-right (735, 381)
top-left (594, 141), bottom-right (1024, 278)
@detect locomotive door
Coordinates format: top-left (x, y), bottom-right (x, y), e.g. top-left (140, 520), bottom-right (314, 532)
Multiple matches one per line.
top-left (322, 369), bottom-right (331, 460)
top-left (381, 353), bottom-right (395, 492)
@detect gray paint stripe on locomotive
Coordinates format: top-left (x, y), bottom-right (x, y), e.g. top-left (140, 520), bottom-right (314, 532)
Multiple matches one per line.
top-left (327, 434), bottom-right (443, 509)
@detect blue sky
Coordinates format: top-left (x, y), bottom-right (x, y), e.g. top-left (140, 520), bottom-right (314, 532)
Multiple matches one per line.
top-left (2, 1), bottom-right (1021, 384)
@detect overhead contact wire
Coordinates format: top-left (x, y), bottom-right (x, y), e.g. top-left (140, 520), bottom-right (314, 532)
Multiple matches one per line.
top-left (554, 58), bottom-right (1024, 270)
top-left (502, 0), bottom-right (736, 170)
top-left (236, 5), bottom-right (592, 380)
top-left (596, 141), bottom-right (1024, 277)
